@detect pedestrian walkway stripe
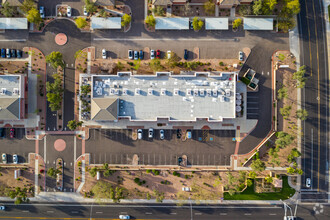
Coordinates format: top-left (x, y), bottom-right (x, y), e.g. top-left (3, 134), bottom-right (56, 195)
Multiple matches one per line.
top-left (0, 39), bottom-right (26, 42)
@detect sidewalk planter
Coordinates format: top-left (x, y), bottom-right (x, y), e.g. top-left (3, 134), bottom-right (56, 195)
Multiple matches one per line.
top-left (241, 68), bottom-right (258, 91)
top-left (56, 158), bottom-right (64, 191)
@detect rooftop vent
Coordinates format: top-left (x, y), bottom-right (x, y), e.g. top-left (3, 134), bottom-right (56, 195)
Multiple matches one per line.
top-left (148, 88), bottom-right (153, 95)
top-left (135, 88), bottom-right (140, 95)
top-left (174, 88), bottom-right (179, 96)
top-left (161, 88), bottom-right (166, 96)
top-left (187, 89), bottom-right (192, 96)
top-left (123, 88), bottom-right (128, 95)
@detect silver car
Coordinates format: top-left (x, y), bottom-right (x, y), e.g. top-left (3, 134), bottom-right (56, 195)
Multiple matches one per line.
top-left (1, 153), bottom-right (6, 164)
top-left (239, 51), bottom-right (244, 61)
top-left (160, 129), bottom-right (164, 140)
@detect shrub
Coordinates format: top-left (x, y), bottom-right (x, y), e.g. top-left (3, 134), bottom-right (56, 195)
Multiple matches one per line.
top-left (134, 178), bottom-right (140, 183)
top-left (146, 169), bottom-right (151, 174)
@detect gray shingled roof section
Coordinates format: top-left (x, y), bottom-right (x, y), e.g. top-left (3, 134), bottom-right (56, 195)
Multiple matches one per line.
top-left (91, 98), bottom-right (118, 121)
top-left (0, 98), bottom-right (20, 120)
top-left (94, 0), bottom-right (115, 6)
top-left (153, 0), bottom-right (173, 5)
top-left (219, 0), bottom-right (240, 5)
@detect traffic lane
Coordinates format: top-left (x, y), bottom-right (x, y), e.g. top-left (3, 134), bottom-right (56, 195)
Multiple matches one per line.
top-left (86, 129), bottom-right (235, 166)
top-left (0, 128), bottom-right (35, 164)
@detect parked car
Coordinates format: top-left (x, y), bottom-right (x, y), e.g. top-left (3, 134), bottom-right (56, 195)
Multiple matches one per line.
top-left (167, 50), bottom-right (171, 59)
top-left (128, 49), bottom-right (133, 60)
top-left (83, 6), bottom-right (88, 16)
top-left (139, 50), bottom-right (144, 60)
top-left (306, 178), bottom-right (311, 187)
top-left (16, 50), bottom-right (22, 58)
top-left (184, 49), bottom-right (188, 60)
top-left (10, 128), bottom-right (14, 138)
top-left (1, 153), bottom-right (6, 164)
top-left (11, 49), bottom-right (16, 58)
top-left (150, 50), bottom-right (155, 60)
top-left (178, 157), bottom-right (182, 166)
top-left (156, 50), bottom-right (161, 59)
top-left (176, 129), bottom-right (182, 139)
top-left (40, 6), bottom-right (45, 18)
top-left (239, 51), bottom-right (244, 61)
top-left (182, 187), bottom-right (191, 192)
top-left (186, 130), bottom-right (192, 139)
top-left (148, 128), bottom-right (153, 138)
top-left (137, 129), bottom-right (142, 140)
top-left (134, 51), bottom-right (139, 60)
top-left (189, 21), bottom-right (194, 30)
top-left (67, 6), bottom-right (72, 17)
top-left (0, 206), bottom-right (5, 211)
top-left (160, 129), bottom-right (164, 140)
top-left (119, 215), bottom-right (130, 219)
top-left (0, 128), bottom-right (5, 138)
top-left (102, 49), bottom-right (106, 59)
top-left (13, 154), bottom-right (18, 164)
top-left (6, 48), bottom-right (10, 58)
top-left (1, 48), bottom-right (5, 58)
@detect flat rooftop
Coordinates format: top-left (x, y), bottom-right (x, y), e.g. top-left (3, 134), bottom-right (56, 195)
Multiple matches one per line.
top-left (91, 72), bottom-right (236, 122)
top-left (0, 75), bottom-right (21, 98)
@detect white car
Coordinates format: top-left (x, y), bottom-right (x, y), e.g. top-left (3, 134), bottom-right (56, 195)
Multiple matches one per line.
top-left (102, 49), bottom-right (106, 59)
top-left (150, 50), bottom-right (155, 60)
top-left (67, 6), bottom-right (72, 17)
top-left (40, 6), bottom-right (45, 18)
top-left (167, 50), bottom-right (171, 59)
top-left (83, 6), bottom-right (88, 16)
top-left (13, 154), bottom-right (18, 164)
top-left (239, 51), bottom-right (244, 61)
top-left (1, 153), bottom-right (6, 164)
top-left (137, 129), bottom-right (142, 140)
top-left (148, 128), bottom-right (153, 138)
top-left (128, 49), bottom-right (133, 60)
top-left (182, 187), bottom-right (191, 192)
top-left (306, 178), bottom-right (311, 188)
top-left (119, 215), bottom-right (130, 219)
top-left (160, 129), bottom-right (164, 140)
top-left (0, 206), bottom-right (5, 211)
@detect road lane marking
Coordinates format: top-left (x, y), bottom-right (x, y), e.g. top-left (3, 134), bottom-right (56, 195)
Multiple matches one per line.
top-left (269, 213), bottom-right (277, 215)
top-left (93, 38), bottom-right (239, 42)
top-left (244, 213), bottom-right (252, 215)
top-left (170, 212), bottom-right (177, 215)
top-left (194, 213), bottom-right (202, 215)
top-left (95, 211), bottom-right (103, 214)
top-left (0, 39), bottom-right (26, 42)
top-left (46, 211), bottom-right (53, 213)
top-left (145, 212), bottom-right (152, 215)
top-left (220, 213), bottom-right (227, 215)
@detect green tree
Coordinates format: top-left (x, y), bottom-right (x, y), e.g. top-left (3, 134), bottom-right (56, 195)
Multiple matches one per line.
top-left (204, 0), bottom-right (215, 16)
top-left (47, 167), bottom-right (60, 178)
top-left (81, 84), bottom-right (91, 95)
top-left (275, 131), bottom-right (294, 148)
top-left (292, 65), bottom-right (306, 88)
top-left (1, 2), bottom-right (15, 17)
top-left (287, 167), bottom-right (295, 174)
top-left (246, 179), bottom-right (253, 187)
top-left (152, 6), bottom-right (165, 16)
top-left (253, 0), bottom-right (263, 15)
top-left (166, 52), bottom-right (180, 68)
top-left (262, 0), bottom-right (277, 14)
top-left (290, 148), bottom-right (301, 158)
top-left (145, 15), bottom-right (156, 27)
top-left (277, 17), bottom-right (296, 32)
top-left (27, 8), bottom-right (42, 25)
top-left (6, 187), bottom-right (29, 205)
top-left (85, 0), bottom-right (97, 14)
top-left (46, 51), bottom-right (65, 69)
top-left (285, 0), bottom-right (300, 15)
top-left (265, 175), bottom-right (273, 183)
top-left (75, 50), bottom-right (87, 59)
top-left (20, 0), bottom-right (36, 14)
top-left (277, 86), bottom-right (288, 100)
top-left (249, 171), bottom-right (257, 179)
top-left (296, 109), bottom-right (308, 120)
top-left (232, 18), bottom-right (242, 29)
top-left (75, 17), bottom-right (87, 29)
top-left (192, 17), bottom-right (204, 31)
top-left (46, 73), bottom-right (63, 111)
top-left (251, 159), bottom-right (266, 172)
top-left (296, 168), bottom-right (303, 175)
top-left (99, 9), bottom-right (107, 17)
top-left (121, 14), bottom-right (131, 27)
top-left (92, 181), bottom-right (126, 202)
top-left (67, 120), bottom-right (83, 130)
top-left (280, 105), bottom-right (292, 118)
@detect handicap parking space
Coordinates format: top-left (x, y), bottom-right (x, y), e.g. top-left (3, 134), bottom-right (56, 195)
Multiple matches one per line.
top-left (0, 128), bottom-right (36, 164)
top-left (86, 128), bottom-right (236, 166)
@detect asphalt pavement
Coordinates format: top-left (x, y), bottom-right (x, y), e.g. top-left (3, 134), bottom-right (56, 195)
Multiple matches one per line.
top-left (0, 203), bottom-right (328, 220)
top-left (298, 0), bottom-right (329, 202)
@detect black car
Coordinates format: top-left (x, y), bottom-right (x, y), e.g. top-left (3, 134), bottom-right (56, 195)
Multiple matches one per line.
top-left (176, 129), bottom-right (182, 139)
top-left (16, 50), bottom-right (22, 58)
top-left (0, 128), bottom-right (5, 138)
top-left (1, 48), bottom-right (5, 58)
top-left (178, 157), bottom-right (183, 166)
top-left (184, 49), bottom-right (188, 60)
top-left (139, 50), bottom-right (144, 60)
top-left (11, 49), bottom-right (16, 58)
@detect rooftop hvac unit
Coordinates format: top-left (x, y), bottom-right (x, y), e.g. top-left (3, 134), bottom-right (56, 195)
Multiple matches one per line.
top-left (135, 88), bottom-right (140, 95)
top-left (212, 89), bottom-right (217, 96)
top-left (110, 88), bottom-right (115, 95)
top-left (207, 89), bottom-right (212, 96)
top-left (13, 88), bottom-right (19, 95)
top-left (225, 89), bottom-right (231, 97)
top-left (161, 88), bottom-right (166, 95)
top-left (174, 88), bottom-right (179, 95)
top-left (193, 89), bottom-right (198, 96)
top-left (187, 89), bottom-right (192, 96)
top-left (123, 88), bottom-right (128, 95)
top-left (148, 88), bottom-right (153, 95)
top-left (199, 89), bottom-right (205, 96)
top-left (0, 88), bottom-right (6, 95)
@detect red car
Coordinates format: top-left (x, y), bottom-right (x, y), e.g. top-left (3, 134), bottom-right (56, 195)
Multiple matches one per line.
top-left (10, 128), bottom-right (14, 138)
top-left (156, 50), bottom-right (161, 59)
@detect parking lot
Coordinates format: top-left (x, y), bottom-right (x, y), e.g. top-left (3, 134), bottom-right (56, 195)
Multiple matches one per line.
top-left (86, 129), bottom-right (236, 166)
top-left (0, 128), bottom-right (36, 164)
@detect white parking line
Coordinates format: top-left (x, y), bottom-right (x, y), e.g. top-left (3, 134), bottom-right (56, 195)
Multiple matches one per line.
top-left (244, 213), bottom-right (252, 215)
top-left (0, 39), bottom-right (26, 42)
top-left (145, 212), bottom-right (152, 215)
top-left (269, 213), bottom-right (277, 215)
top-left (170, 212), bottom-right (177, 215)
top-left (22, 210), bottom-right (29, 213)
top-left (194, 213), bottom-right (202, 215)
top-left (96, 211), bottom-right (103, 214)
top-left (219, 213), bottom-right (227, 215)
top-left (46, 211), bottom-right (54, 213)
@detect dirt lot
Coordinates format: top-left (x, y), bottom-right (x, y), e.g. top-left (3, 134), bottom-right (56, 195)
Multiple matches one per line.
top-left (0, 60), bottom-right (28, 75)
top-left (81, 167), bottom-right (232, 201)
